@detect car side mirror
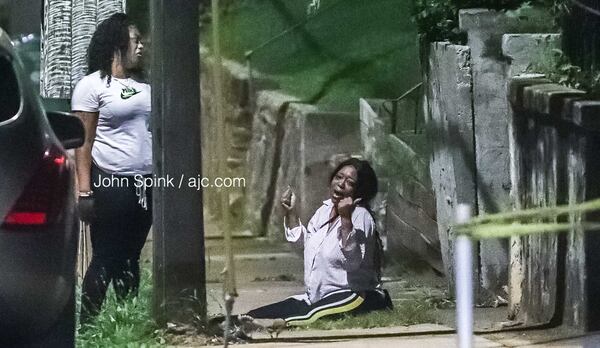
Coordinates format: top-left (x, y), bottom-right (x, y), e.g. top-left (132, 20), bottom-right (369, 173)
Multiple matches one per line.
top-left (46, 111), bottom-right (85, 149)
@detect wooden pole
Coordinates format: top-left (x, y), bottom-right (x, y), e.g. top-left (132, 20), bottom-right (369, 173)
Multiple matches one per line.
top-left (150, 0), bottom-right (206, 325)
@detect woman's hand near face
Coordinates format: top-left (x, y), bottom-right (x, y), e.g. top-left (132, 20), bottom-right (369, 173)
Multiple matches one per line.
top-left (336, 197), bottom-right (361, 219)
top-left (337, 197), bottom-right (361, 247)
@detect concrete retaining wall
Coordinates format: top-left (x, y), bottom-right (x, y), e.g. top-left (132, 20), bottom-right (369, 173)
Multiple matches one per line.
top-left (427, 11), bottom-right (600, 328)
top-left (502, 33), bottom-right (561, 319)
top-left (507, 77), bottom-right (600, 330)
top-left (200, 48), bottom-right (277, 233)
top-left (360, 99), bottom-right (441, 272)
top-left (244, 91), bottom-right (300, 238)
top-left (426, 42), bottom-right (476, 291)
top-left (263, 108), bottom-right (362, 239)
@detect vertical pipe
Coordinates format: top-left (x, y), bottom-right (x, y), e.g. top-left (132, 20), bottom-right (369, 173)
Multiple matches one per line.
top-left (211, 0), bottom-right (237, 345)
top-left (455, 203), bottom-right (473, 348)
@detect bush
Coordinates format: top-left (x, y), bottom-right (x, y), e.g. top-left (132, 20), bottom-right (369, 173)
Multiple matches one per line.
top-left (413, 0), bottom-right (557, 43)
top-left (530, 48), bottom-right (600, 96)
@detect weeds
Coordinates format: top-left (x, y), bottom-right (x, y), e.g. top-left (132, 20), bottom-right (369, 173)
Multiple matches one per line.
top-left (76, 267), bottom-right (167, 348)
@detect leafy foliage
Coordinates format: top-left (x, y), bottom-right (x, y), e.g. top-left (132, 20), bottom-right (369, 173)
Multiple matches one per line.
top-left (413, 0), bottom-right (557, 43)
top-left (413, 0), bottom-right (465, 43)
top-left (530, 48), bottom-right (600, 96)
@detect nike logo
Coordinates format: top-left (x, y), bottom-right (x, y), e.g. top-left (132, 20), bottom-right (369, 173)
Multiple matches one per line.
top-left (121, 87), bottom-right (141, 99)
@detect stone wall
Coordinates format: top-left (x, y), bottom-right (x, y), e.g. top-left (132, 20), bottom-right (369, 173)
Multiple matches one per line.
top-left (360, 99), bottom-right (441, 272)
top-left (265, 108), bottom-right (362, 239)
top-left (426, 42), bottom-right (476, 291)
top-left (458, 9), bottom-right (516, 298)
top-left (200, 48), bottom-right (277, 234)
top-left (424, 9), bottom-right (561, 300)
top-left (502, 33), bottom-right (561, 320)
top-left (244, 91), bottom-right (300, 238)
top-left (507, 77), bottom-right (600, 330)
top-left (426, 10), bottom-right (600, 328)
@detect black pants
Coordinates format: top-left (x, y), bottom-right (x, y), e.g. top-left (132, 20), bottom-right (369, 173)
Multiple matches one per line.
top-left (246, 289), bottom-right (393, 326)
top-left (80, 165), bottom-right (152, 323)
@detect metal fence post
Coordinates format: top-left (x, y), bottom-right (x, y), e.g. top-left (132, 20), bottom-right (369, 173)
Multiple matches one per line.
top-left (455, 203), bottom-right (473, 348)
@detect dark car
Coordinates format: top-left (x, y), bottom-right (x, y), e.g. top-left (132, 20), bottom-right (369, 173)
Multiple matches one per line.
top-left (0, 27), bottom-right (84, 347)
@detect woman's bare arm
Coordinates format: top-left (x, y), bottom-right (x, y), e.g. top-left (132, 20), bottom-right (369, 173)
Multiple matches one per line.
top-left (73, 111), bottom-right (99, 192)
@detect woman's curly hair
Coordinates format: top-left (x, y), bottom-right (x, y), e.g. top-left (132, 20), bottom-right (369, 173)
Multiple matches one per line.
top-left (87, 13), bottom-right (130, 79)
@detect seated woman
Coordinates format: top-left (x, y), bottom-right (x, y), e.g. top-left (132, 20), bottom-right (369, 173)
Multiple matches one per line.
top-left (244, 158), bottom-right (392, 326)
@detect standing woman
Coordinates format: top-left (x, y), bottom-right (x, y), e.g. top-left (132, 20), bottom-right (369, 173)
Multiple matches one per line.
top-left (71, 13), bottom-right (152, 323)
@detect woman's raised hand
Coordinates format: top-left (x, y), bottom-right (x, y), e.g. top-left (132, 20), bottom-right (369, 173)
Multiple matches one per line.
top-left (281, 185), bottom-right (297, 212)
top-left (337, 197), bottom-right (362, 219)
top-left (281, 186), bottom-right (300, 229)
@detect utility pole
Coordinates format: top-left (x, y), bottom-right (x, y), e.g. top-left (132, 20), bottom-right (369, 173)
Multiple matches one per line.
top-left (150, 0), bottom-right (206, 325)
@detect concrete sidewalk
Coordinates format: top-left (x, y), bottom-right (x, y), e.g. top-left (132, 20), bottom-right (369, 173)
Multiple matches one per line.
top-left (196, 238), bottom-right (600, 347)
top-left (171, 329), bottom-right (600, 348)
top-left (185, 334), bottom-right (502, 348)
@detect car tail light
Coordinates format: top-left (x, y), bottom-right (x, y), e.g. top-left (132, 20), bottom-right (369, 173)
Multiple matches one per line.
top-left (2, 145), bottom-right (70, 229)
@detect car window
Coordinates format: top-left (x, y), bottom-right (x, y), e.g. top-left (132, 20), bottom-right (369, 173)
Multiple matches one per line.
top-left (12, 34), bottom-right (40, 96)
top-left (0, 54), bottom-right (21, 124)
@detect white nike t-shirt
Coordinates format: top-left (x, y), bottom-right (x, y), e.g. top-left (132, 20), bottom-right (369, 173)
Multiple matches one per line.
top-left (71, 70), bottom-right (152, 176)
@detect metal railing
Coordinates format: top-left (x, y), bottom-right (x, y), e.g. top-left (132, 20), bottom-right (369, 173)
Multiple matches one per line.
top-left (380, 82), bottom-right (423, 136)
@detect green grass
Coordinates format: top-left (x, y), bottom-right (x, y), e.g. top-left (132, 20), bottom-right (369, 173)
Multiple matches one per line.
top-left (296, 297), bottom-right (441, 330)
top-left (206, 0), bottom-right (421, 111)
top-left (76, 267), bottom-right (166, 348)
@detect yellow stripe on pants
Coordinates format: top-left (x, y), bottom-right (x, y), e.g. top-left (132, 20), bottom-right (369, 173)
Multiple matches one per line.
top-left (286, 296), bottom-right (365, 326)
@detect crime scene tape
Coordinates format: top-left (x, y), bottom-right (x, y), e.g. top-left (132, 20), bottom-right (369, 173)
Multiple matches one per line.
top-left (455, 197), bottom-right (600, 239)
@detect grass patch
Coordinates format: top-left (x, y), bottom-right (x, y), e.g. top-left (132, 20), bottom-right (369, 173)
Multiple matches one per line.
top-left (205, 0), bottom-right (421, 111)
top-left (76, 267), bottom-right (166, 348)
top-left (296, 297), bottom-right (440, 330)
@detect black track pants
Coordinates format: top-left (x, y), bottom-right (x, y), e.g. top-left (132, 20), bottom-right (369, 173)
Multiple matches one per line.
top-left (80, 165), bottom-right (152, 323)
top-left (246, 288), bottom-right (393, 326)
